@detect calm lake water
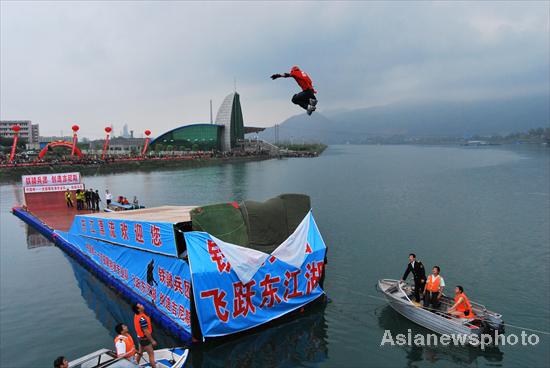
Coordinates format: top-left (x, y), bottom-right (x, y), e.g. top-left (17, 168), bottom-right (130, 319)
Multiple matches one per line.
top-left (1, 145), bottom-right (549, 368)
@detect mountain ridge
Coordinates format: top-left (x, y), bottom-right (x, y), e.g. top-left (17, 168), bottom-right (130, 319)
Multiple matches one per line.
top-left (258, 94), bottom-right (549, 143)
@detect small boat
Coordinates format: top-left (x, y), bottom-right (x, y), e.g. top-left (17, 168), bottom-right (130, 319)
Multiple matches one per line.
top-left (68, 347), bottom-right (188, 368)
top-left (377, 279), bottom-right (504, 340)
top-left (104, 201), bottom-right (145, 212)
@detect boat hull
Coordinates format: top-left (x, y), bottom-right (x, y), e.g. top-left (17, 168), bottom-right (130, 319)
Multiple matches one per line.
top-left (379, 279), bottom-right (481, 337)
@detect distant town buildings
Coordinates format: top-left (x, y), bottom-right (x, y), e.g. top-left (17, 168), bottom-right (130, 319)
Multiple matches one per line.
top-left (0, 120), bottom-right (39, 144)
top-left (105, 137), bottom-right (146, 153)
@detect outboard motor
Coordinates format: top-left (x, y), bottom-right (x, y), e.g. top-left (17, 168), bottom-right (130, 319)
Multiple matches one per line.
top-left (481, 313), bottom-right (505, 334)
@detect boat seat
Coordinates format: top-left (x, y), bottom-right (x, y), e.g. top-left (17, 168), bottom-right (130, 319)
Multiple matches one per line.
top-left (142, 359), bottom-right (175, 368)
top-left (387, 285), bottom-right (398, 293)
top-left (157, 359), bottom-right (175, 367)
top-left (170, 348), bottom-right (186, 356)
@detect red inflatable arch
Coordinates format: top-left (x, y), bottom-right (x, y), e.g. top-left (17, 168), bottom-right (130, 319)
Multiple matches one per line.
top-left (38, 140), bottom-right (83, 159)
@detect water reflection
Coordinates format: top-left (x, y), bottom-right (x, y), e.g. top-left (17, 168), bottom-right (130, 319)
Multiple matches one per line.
top-left (67, 253), bottom-right (329, 368)
top-left (218, 162), bottom-right (249, 202)
top-left (377, 306), bottom-right (503, 367)
top-left (26, 225), bottom-right (54, 249)
top-left (191, 302), bottom-right (328, 368)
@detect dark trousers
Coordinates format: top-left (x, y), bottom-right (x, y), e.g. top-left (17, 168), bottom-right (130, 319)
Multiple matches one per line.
top-left (94, 200), bottom-right (100, 211)
top-left (66, 198), bottom-right (73, 208)
top-left (413, 278), bottom-right (424, 302)
top-left (424, 291), bottom-right (441, 310)
top-left (292, 89), bottom-right (316, 110)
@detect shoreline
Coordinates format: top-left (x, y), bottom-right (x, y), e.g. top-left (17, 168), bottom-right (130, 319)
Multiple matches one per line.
top-left (0, 155), bottom-right (273, 183)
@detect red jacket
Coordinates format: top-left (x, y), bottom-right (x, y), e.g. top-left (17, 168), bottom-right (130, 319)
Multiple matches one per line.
top-left (290, 68), bottom-right (316, 93)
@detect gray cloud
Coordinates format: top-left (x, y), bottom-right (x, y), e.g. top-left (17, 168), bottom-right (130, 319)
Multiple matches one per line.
top-left (1, 1), bottom-right (548, 138)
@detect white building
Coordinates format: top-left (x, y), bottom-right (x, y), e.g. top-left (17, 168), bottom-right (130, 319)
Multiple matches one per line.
top-left (0, 120), bottom-right (40, 144)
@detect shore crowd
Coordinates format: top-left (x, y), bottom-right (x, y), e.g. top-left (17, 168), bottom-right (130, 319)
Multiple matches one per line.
top-left (0, 152), bottom-right (215, 167)
top-left (65, 188), bottom-right (138, 212)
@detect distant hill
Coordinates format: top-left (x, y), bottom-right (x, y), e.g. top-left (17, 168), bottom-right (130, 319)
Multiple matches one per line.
top-left (258, 95), bottom-right (549, 143)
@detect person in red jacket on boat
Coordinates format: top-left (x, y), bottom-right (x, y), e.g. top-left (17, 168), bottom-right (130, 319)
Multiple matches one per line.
top-left (271, 66), bottom-right (318, 115)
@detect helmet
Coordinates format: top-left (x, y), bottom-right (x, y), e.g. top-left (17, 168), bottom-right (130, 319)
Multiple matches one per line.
top-left (291, 65), bottom-right (300, 72)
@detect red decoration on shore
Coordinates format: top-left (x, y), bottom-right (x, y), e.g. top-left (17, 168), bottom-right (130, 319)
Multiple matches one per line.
top-left (102, 126), bottom-right (112, 160)
top-left (9, 125), bottom-right (21, 163)
top-left (142, 130), bottom-right (151, 156)
top-left (71, 124), bottom-right (79, 157)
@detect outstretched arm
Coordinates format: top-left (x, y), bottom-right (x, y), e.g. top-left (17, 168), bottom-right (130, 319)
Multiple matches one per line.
top-left (270, 73), bottom-right (291, 80)
top-left (402, 266), bottom-right (410, 281)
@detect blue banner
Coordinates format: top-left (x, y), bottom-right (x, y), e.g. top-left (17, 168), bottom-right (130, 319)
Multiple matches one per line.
top-left (70, 215), bottom-right (178, 257)
top-left (185, 213), bottom-right (326, 337)
top-left (56, 231), bottom-right (192, 334)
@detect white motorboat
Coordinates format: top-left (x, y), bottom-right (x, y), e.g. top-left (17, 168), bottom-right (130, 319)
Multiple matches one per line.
top-left (378, 279), bottom-right (504, 340)
top-left (68, 347), bottom-right (188, 368)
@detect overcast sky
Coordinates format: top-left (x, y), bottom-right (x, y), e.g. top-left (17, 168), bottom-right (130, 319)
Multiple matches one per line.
top-left (1, 1), bottom-right (548, 138)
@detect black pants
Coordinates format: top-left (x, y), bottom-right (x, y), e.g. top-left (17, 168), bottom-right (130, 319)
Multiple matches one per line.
top-left (292, 89), bottom-right (316, 110)
top-left (66, 198), bottom-right (73, 208)
top-left (413, 278), bottom-right (424, 302)
top-left (424, 291), bottom-right (441, 310)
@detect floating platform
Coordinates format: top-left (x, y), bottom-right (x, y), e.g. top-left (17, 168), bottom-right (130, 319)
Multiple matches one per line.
top-left (12, 206), bottom-right (194, 342)
top-left (13, 185), bottom-right (328, 345)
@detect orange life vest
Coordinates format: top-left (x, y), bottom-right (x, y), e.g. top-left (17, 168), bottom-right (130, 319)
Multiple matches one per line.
top-left (455, 293), bottom-right (474, 318)
top-left (133, 313), bottom-right (152, 338)
top-left (426, 275), bottom-right (441, 293)
top-left (114, 334), bottom-right (136, 357)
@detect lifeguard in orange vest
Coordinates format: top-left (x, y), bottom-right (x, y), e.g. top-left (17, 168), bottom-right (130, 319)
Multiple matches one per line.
top-left (423, 266), bottom-right (445, 309)
top-left (133, 303), bottom-right (157, 368)
top-left (114, 323), bottom-right (137, 361)
top-left (448, 286), bottom-right (475, 318)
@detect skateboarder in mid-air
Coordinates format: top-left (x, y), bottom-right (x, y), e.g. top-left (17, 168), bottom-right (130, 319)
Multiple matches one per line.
top-left (271, 66), bottom-right (318, 115)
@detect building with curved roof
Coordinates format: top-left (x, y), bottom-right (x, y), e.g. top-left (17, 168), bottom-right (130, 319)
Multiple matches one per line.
top-left (149, 123), bottom-right (223, 152)
top-left (150, 92), bottom-right (265, 153)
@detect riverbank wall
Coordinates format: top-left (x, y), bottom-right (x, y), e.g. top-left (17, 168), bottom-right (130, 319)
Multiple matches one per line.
top-left (0, 155), bottom-right (272, 182)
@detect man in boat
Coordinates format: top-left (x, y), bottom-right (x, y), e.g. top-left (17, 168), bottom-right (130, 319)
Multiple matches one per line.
top-left (447, 285), bottom-right (475, 318)
top-left (133, 303), bottom-right (157, 368)
top-left (271, 66), bottom-right (318, 115)
top-left (53, 356), bottom-right (68, 368)
top-left (114, 323), bottom-right (137, 362)
top-left (423, 266), bottom-right (445, 309)
top-left (400, 253), bottom-right (426, 303)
